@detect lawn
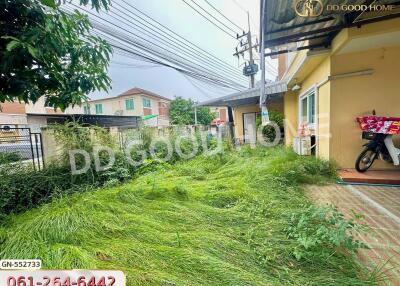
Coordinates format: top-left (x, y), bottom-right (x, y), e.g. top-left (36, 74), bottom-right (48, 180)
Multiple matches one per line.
top-left (0, 147), bottom-right (374, 285)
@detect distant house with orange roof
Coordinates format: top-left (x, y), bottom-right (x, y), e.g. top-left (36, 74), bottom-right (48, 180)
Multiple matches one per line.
top-left (0, 87), bottom-right (171, 130)
top-left (68, 87), bottom-right (171, 127)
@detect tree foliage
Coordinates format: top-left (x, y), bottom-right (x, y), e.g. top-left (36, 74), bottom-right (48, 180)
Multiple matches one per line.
top-left (169, 96), bottom-right (215, 125)
top-left (0, 0), bottom-right (111, 110)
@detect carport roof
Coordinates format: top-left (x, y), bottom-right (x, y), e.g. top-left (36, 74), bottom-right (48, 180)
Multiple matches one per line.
top-left (198, 80), bottom-right (287, 107)
top-left (262, 0), bottom-right (400, 56)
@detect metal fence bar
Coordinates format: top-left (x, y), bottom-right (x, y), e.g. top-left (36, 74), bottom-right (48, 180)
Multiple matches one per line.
top-left (39, 132), bottom-right (45, 169)
top-left (27, 128), bottom-right (36, 171)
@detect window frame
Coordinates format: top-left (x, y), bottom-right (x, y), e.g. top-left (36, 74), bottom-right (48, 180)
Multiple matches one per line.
top-left (142, 97), bottom-right (151, 108)
top-left (83, 105), bottom-right (90, 114)
top-left (125, 98), bottom-right (134, 110)
top-left (95, 103), bottom-right (103, 114)
top-left (298, 85), bottom-right (317, 130)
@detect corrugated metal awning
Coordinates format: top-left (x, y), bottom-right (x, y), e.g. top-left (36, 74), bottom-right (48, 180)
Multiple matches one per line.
top-left (199, 80), bottom-right (287, 107)
top-left (262, 0), bottom-right (400, 55)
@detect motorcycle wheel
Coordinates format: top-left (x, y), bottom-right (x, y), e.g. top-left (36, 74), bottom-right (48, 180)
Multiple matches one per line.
top-left (355, 148), bottom-right (378, 172)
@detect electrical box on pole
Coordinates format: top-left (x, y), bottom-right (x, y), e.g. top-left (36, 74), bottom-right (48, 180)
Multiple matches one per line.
top-left (233, 12), bottom-right (259, 88)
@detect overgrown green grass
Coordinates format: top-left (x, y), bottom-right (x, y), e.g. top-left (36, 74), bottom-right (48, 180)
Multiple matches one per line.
top-left (0, 147), bottom-right (374, 285)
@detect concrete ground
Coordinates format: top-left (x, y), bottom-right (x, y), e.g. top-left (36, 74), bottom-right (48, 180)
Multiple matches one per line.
top-left (308, 184), bottom-right (400, 285)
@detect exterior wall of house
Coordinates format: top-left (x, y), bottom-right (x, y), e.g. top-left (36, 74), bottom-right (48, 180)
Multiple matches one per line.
top-left (0, 98), bottom-right (64, 127)
top-left (233, 100), bottom-right (283, 143)
top-left (277, 54), bottom-right (287, 80)
top-left (283, 91), bottom-right (298, 147)
top-left (25, 96), bottom-right (66, 115)
top-left (284, 57), bottom-right (331, 159)
top-left (0, 102), bottom-right (27, 126)
top-left (0, 114), bottom-right (27, 126)
top-left (75, 94), bottom-right (170, 126)
top-left (282, 18), bottom-right (400, 169)
top-left (317, 80), bottom-right (331, 161)
top-left (233, 105), bottom-right (260, 142)
top-left (209, 106), bottom-right (228, 121)
top-left (329, 46), bottom-right (400, 169)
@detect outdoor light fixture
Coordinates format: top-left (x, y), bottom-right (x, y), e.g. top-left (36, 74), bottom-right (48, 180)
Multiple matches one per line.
top-left (292, 84), bottom-right (301, 91)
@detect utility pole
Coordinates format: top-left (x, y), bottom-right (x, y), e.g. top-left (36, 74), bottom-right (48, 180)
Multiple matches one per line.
top-left (246, 12), bottom-right (255, 88)
top-left (233, 12), bottom-right (259, 88)
top-left (260, 0), bottom-right (269, 125)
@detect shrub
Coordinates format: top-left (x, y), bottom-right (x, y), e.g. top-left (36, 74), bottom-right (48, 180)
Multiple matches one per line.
top-left (286, 204), bottom-right (367, 261)
top-left (0, 123), bottom-right (220, 218)
top-left (256, 110), bottom-right (284, 144)
top-left (0, 152), bottom-right (22, 164)
top-left (266, 148), bottom-right (337, 186)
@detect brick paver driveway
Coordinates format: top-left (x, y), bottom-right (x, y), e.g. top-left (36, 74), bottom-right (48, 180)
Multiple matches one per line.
top-left (308, 184), bottom-right (400, 285)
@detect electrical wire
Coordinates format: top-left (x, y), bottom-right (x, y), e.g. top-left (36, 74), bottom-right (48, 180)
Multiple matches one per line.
top-left (181, 0), bottom-right (238, 39)
top-left (112, 1), bottom-right (244, 77)
top-left (103, 2), bottom-right (247, 84)
top-left (67, 4), bottom-right (247, 90)
top-left (105, 36), bottom-right (245, 91)
top-left (63, 3), bottom-right (251, 94)
top-left (92, 21), bottom-right (247, 90)
top-left (203, 0), bottom-right (244, 32)
top-left (117, 0), bottom-right (243, 75)
top-left (189, 0), bottom-right (241, 34)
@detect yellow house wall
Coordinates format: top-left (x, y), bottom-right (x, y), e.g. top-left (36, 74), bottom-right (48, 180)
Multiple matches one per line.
top-left (317, 81), bottom-right (331, 160)
top-left (284, 50), bottom-right (308, 80)
top-left (284, 91), bottom-right (298, 146)
top-left (283, 57), bottom-right (331, 161)
top-left (330, 46), bottom-right (400, 169)
top-left (233, 100), bottom-right (283, 143)
top-left (283, 19), bottom-right (400, 168)
top-left (233, 105), bottom-right (260, 142)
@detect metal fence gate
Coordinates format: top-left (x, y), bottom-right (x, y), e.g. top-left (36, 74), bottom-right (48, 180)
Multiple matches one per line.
top-left (0, 127), bottom-right (44, 170)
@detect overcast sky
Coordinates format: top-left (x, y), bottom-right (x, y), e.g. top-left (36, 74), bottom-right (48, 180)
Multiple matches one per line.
top-left (81, 0), bottom-right (278, 102)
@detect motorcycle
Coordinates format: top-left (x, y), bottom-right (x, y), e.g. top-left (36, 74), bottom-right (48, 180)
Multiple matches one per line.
top-left (355, 132), bottom-right (400, 172)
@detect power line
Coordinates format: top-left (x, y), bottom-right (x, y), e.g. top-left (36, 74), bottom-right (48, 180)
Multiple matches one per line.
top-left (101, 32), bottom-right (245, 91)
top-left (64, 6), bottom-right (243, 91)
top-left (112, 1), bottom-right (244, 77)
top-left (190, 75), bottom-right (234, 95)
top-left (189, 0), bottom-right (241, 34)
top-left (181, 0), bottom-right (238, 39)
top-left (106, 2), bottom-right (247, 84)
top-left (230, 0), bottom-right (259, 35)
top-left (183, 74), bottom-right (215, 99)
top-left (117, 0), bottom-right (243, 75)
top-left (203, 0), bottom-right (244, 32)
top-left (110, 62), bottom-right (160, 69)
top-left (112, 43), bottom-right (243, 92)
top-left (68, 4), bottom-right (247, 90)
top-left (93, 21), bottom-right (247, 90)
top-left (63, 3), bottom-right (249, 94)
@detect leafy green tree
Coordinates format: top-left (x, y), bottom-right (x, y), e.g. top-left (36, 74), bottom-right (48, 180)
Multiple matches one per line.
top-left (0, 0), bottom-right (111, 110)
top-left (169, 96), bottom-right (215, 125)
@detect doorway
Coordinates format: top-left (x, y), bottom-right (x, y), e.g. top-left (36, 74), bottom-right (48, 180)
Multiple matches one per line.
top-left (243, 112), bottom-right (256, 144)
